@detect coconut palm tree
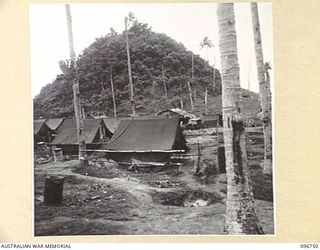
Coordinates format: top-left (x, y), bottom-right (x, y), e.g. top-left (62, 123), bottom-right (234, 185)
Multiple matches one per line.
top-left (200, 37), bottom-right (213, 115)
top-left (60, 4), bottom-right (87, 164)
top-left (200, 36), bottom-right (213, 63)
top-left (217, 3), bottom-right (263, 234)
top-left (125, 13), bottom-right (135, 116)
top-left (251, 2), bottom-right (273, 174)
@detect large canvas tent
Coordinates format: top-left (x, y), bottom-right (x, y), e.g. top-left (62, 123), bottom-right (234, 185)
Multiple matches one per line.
top-left (102, 118), bottom-right (120, 134)
top-left (45, 118), bottom-right (65, 131)
top-left (105, 117), bottom-right (188, 162)
top-left (50, 118), bottom-right (113, 154)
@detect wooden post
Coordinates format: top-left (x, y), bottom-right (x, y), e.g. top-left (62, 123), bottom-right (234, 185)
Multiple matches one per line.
top-left (125, 16), bottom-right (135, 116)
top-left (65, 4), bottom-right (87, 165)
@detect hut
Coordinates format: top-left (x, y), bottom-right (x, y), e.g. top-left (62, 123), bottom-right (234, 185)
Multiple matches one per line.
top-left (202, 113), bottom-right (223, 128)
top-left (104, 117), bottom-right (188, 162)
top-left (156, 108), bottom-right (197, 125)
top-left (50, 118), bottom-right (113, 155)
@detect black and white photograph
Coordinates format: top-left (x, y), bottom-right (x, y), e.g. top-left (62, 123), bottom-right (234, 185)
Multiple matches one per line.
top-left (31, 2), bottom-right (274, 236)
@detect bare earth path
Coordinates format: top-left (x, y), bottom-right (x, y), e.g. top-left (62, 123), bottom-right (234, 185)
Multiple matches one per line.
top-left (35, 160), bottom-right (227, 235)
top-left (34, 156), bottom-right (273, 235)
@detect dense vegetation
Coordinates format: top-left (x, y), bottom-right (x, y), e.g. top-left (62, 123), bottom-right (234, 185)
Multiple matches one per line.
top-left (33, 17), bottom-right (258, 119)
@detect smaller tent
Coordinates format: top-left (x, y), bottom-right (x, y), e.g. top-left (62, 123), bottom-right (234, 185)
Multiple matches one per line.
top-left (105, 117), bottom-right (188, 162)
top-left (50, 118), bottom-right (113, 154)
top-left (34, 120), bottom-right (53, 145)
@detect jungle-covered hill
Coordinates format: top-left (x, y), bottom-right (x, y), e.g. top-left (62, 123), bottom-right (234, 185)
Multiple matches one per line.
top-left (33, 18), bottom-right (260, 119)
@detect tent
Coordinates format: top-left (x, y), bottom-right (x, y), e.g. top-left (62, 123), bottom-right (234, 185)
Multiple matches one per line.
top-left (102, 118), bottom-right (120, 134)
top-left (50, 118), bottom-right (113, 154)
top-left (34, 120), bottom-right (52, 145)
top-left (105, 117), bottom-right (188, 162)
top-left (45, 118), bottom-right (65, 131)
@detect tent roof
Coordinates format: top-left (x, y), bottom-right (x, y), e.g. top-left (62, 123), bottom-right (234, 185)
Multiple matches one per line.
top-left (46, 118), bottom-right (65, 130)
top-left (34, 121), bottom-right (50, 135)
top-left (105, 117), bottom-right (187, 151)
top-left (102, 118), bottom-right (120, 134)
top-left (51, 119), bottom-right (108, 145)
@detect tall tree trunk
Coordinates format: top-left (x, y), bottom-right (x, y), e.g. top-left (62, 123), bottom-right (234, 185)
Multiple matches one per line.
top-left (204, 86), bottom-right (208, 115)
top-left (217, 3), bottom-right (263, 235)
top-left (191, 52), bottom-right (195, 84)
top-left (212, 55), bottom-right (216, 94)
top-left (180, 81), bottom-right (184, 110)
top-left (161, 64), bottom-right (168, 99)
top-left (187, 81), bottom-right (194, 110)
top-left (82, 107), bottom-right (86, 119)
top-left (125, 17), bottom-right (135, 116)
top-left (251, 2), bottom-right (272, 174)
top-left (65, 4), bottom-right (87, 164)
top-left (189, 53), bottom-right (194, 110)
top-left (110, 66), bottom-right (117, 119)
top-left (212, 67), bottom-right (216, 94)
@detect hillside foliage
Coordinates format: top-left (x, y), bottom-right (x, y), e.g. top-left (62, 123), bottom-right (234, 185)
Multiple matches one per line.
top-left (33, 17), bottom-right (259, 119)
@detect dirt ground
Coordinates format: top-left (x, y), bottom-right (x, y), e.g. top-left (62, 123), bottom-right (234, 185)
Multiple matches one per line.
top-left (34, 127), bottom-right (274, 235)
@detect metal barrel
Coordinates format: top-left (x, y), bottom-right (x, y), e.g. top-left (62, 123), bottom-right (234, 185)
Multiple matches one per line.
top-left (44, 176), bottom-right (64, 205)
top-left (53, 148), bottom-right (64, 162)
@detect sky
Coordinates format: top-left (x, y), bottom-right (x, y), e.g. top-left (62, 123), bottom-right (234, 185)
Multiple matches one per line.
top-left (29, 3), bottom-right (274, 97)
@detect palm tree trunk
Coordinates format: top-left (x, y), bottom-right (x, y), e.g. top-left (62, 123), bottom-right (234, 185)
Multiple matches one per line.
top-left (204, 86), bottom-right (208, 115)
top-left (110, 66), bottom-right (117, 119)
top-left (251, 2), bottom-right (272, 174)
top-left (217, 3), bottom-right (263, 235)
top-left (180, 81), bottom-right (184, 110)
top-left (161, 64), bottom-right (168, 99)
top-left (125, 17), bottom-right (135, 116)
top-left (65, 4), bottom-right (87, 164)
top-left (188, 54), bottom-right (195, 110)
top-left (188, 81), bottom-right (194, 110)
top-left (212, 66), bottom-right (216, 94)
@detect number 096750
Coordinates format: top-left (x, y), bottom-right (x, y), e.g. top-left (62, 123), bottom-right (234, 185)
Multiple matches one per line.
top-left (300, 244), bottom-right (319, 248)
